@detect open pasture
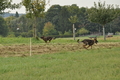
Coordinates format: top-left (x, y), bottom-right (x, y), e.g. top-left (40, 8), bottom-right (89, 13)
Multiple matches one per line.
top-left (0, 36), bottom-right (120, 80)
top-left (0, 36), bottom-right (120, 57)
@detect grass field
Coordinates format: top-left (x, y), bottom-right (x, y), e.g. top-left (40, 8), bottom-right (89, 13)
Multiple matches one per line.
top-left (0, 36), bottom-right (120, 80)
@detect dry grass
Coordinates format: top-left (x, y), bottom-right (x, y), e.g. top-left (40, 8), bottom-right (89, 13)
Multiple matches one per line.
top-left (0, 36), bottom-right (120, 57)
top-left (0, 36), bottom-right (120, 80)
top-left (0, 42), bottom-right (120, 57)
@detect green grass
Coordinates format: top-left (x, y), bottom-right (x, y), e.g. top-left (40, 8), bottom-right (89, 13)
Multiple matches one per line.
top-left (0, 37), bottom-right (77, 45)
top-left (0, 36), bottom-right (120, 80)
top-left (0, 37), bottom-right (30, 45)
top-left (1, 35), bottom-right (120, 45)
top-left (0, 47), bottom-right (120, 80)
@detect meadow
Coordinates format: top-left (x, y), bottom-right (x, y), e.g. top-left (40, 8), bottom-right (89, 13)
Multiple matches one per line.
top-left (0, 36), bottom-right (120, 80)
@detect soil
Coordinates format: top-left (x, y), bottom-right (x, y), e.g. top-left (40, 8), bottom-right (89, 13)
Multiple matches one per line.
top-left (0, 42), bottom-right (120, 57)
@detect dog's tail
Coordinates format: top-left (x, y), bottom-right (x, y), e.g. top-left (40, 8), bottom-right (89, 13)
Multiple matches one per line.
top-left (77, 39), bottom-right (80, 43)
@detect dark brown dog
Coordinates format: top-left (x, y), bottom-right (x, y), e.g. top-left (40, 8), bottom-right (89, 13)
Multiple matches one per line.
top-left (40, 36), bottom-right (55, 43)
top-left (77, 38), bottom-right (98, 49)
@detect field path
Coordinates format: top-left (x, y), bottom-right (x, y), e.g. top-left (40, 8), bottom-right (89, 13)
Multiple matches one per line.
top-left (0, 42), bottom-right (120, 57)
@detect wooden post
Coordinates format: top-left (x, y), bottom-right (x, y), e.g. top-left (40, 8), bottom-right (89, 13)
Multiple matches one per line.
top-left (103, 25), bottom-right (106, 40)
top-left (30, 38), bottom-right (32, 56)
top-left (73, 24), bottom-right (75, 40)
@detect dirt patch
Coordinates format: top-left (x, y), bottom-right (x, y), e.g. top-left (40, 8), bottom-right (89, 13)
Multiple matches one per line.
top-left (0, 42), bottom-right (120, 57)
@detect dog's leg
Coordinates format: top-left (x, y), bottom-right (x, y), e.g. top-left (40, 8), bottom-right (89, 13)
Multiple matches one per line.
top-left (86, 45), bottom-right (91, 49)
top-left (83, 45), bottom-right (88, 50)
top-left (48, 40), bottom-right (51, 43)
top-left (91, 46), bottom-right (92, 49)
top-left (45, 40), bottom-right (47, 43)
top-left (86, 45), bottom-right (93, 49)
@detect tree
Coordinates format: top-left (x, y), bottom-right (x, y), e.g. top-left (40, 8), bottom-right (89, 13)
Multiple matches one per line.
top-left (22, 0), bottom-right (49, 37)
top-left (58, 6), bottom-right (70, 34)
top-left (45, 5), bottom-right (61, 23)
top-left (0, 0), bottom-right (21, 14)
top-left (0, 16), bottom-right (8, 36)
top-left (77, 28), bottom-right (89, 35)
top-left (15, 11), bottom-right (19, 17)
top-left (4, 16), bottom-right (16, 34)
top-left (45, 5), bottom-right (61, 33)
top-left (68, 15), bottom-right (78, 40)
top-left (8, 15), bottom-right (34, 37)
top-left (78, 7), bottom-right (89, 28)
top-left (87, 1), bottom-right (120, 40)
top-left (67, 4), bottom-right (80, 16)
top-left (43, 22), bottom-right (57, 36)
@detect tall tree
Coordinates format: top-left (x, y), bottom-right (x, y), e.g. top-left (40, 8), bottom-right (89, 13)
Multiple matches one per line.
top-left (58, 6), bottom-right (70, 33)
top-left (45, 5), bottom-right (61, 32)
top-left (68, 15), bottom-right (78, 40)
top-left (0, 16), bottom-right (8, 36)
top-left (15, 11), bottom-right (19, 17)
top-left (4, 16), bottom-right (15, 33)
top-left (67, 4), bottom-right (80, 16)
top-left (22, 0), bottom-right (49, 37)
top-left (87, 1), bottom-right (120, 40)
top-left (45, 5), bottom-right (61, 23)
top-left (0, 0), bottom-right (21, 14)
top-left (43, 22), bottom-right (57, 36)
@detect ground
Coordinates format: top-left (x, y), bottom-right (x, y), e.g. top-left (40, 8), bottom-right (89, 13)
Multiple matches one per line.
top-left (0, 42), bottom-right (120, 57)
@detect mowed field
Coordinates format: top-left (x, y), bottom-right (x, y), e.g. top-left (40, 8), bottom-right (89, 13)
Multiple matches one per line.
top-left (0, 36), bottom-right (120, 80)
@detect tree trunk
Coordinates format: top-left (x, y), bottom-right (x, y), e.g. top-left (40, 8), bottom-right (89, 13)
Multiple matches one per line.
top-left (33, 18), bottom-right (37, 38)
top-left (103, 25), bottom-right (106, 40)
top-left (73, 24), bottom-right (75, 40)
top-left (34, 26), bottom-right (36, 38)
top-left (33, 25), bottom-right (35, 37)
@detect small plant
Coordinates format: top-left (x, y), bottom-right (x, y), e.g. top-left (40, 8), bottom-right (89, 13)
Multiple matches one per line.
top-left (77, 28), bottom-right (89, 35)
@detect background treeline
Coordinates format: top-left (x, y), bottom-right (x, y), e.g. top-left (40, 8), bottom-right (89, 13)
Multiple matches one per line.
top-left (0, 4), bottom-right (120, 37)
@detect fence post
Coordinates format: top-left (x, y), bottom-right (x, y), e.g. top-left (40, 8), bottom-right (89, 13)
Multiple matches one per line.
top-left (73, 24), bottom-right (75, 40)
top-left (30, 38), bottom-right (32, 56)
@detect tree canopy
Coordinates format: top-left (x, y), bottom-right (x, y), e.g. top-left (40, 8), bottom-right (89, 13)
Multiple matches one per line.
top-left (43, 22), bottom-right (57, 36)
top-left (22, 0), bottom-right (46, 18)
top-left (87, 1), bottom-right (120, 25)
top-left (87, 1), bottom-right (120, 40)
top-left (0, 16), bottom-right (8, 36)
top-left (0, 0), bottom-right (21, 14)
top-left (68, 15), bottom-right (78, 24)
top-left (1, 1), bottom-right (120, 38)
top-left (22, 0), bottom-right (49, 37)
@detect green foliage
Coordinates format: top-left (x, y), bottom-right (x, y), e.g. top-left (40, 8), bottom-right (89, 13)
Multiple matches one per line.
top-left (22, 0), bottom-right (46, 18)
top-left (0, 0), bottom-right (21, 14)
top-left (4, 16), bottom-right (16, 34)
top-left (67, 4), bottom-right (80, 16)
top-left (22, 0), bottom-right (48, 37)
top-left (15, 11), bottom-right (19, 17)
top-left (45, 5), bottom-right (61, 22)
top-left (0, 16), bottom-right (8, 36)
top-left (43, 22), bottom-right (58, 36)
top-left (68, 15), bottom-right (78, 24)
top-left (7, 31), bottom-right (15, 37)
top-left (58, 6), bottom-right (71, 33)
top-left (87, 1), bottom-right (120, 25)
top-left (64, 30), bottom-right (72, 36)
top-left (87, 1), bottom-right (120, 40)
top-left (2, 2), bottom-right (120, 37)
top-left (77, 28), bottom-right (89, 35)
top-left (4, 16), bottom-right (16, 26)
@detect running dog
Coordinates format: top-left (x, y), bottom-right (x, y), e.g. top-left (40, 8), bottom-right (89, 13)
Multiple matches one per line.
top-left (77, 38), bottom-right (98, 49)
top-left (40, 36), bottom-right (55, 43)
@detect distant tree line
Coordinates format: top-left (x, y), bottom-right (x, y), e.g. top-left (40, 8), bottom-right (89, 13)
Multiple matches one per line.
top-left (0, 1), bottom-right (120, 38)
